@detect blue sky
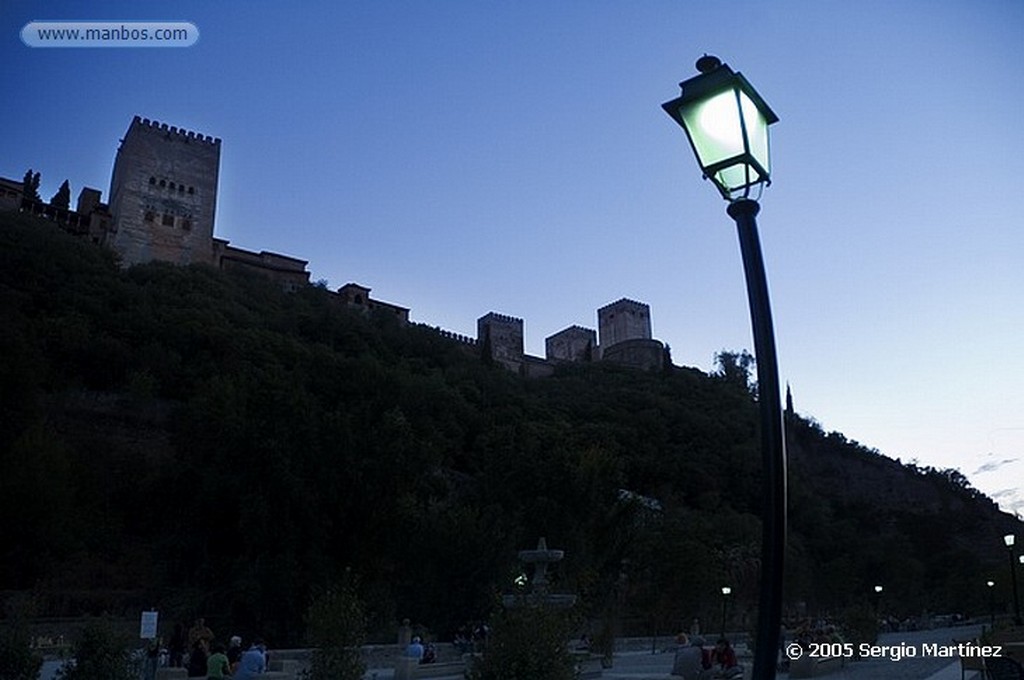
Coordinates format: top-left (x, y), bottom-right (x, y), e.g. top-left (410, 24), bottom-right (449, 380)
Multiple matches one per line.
top-left (3, 1), bottom-right (1023, 516)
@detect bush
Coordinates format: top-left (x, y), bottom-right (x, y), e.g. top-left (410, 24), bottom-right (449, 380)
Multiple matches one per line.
top-left (840, 604), bottom-right (879, 654)
top-left (306, 575), bottom-right (367, 680)
top-left (56, 619), bottom-right (140, 680)
top-left (0, 623), bottom-right (43, 680)
top-left (468, 607), bottom-right (576, 680)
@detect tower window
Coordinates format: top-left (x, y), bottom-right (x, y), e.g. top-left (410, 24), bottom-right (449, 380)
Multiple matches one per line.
top-left (181, 219), bottom-right (192, 230)
top-left (178, 185), bottom-right (184, 193)
top-left (144, 211), bottom-right (155, 222)
top-left (162, 214), bottom-right (174, 226)
top-left (149, 176), bottom-right (156, 185)
top-left (188, 186), bottom-right (195, 194)
top-left (169, 182), bottom-right (175, 190)
top-left (159, 179), bottom-right (166, 187)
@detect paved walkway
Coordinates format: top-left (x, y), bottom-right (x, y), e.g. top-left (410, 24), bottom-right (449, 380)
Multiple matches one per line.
top-left (37, 625), bottom-right (988, 680)
top-left (598, 624), bottom-right (986, 680)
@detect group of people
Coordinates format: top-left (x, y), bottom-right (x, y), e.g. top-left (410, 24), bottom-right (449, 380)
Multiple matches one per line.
top-left (155, 617), bottom-right (269, 679)
top-left (671, 633), bottom-right (743, 680)
top-left (404, 635), bottom-right (438, 664)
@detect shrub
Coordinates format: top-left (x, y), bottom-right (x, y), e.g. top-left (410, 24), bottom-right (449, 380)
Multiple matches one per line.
top-left (306, 575), bottom-right (367, 680)
top-left (840, 604), bottom-right (879, 654)
top-left (0, 623), bottom-right (43, 680)
top-left (56, 619), bottom-right (140, 680)
top-left (468, 607), bottom-right (576, 680)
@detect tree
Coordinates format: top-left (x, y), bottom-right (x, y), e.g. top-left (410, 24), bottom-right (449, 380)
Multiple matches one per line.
top-left (22, 169), bottom-right (41, 202)
top-left (51, 179), bottom-right (71, 208)
top-left (714, 350), bottom-right (756, 395)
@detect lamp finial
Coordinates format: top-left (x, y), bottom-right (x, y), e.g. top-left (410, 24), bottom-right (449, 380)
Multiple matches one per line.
top-left (696, 54), bottom-right (722, 74)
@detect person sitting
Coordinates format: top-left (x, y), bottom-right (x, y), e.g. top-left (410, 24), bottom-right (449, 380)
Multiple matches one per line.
top-left (206, 643), bottom-right (230, 679)
top-left (420, 642), bottom-right (437, 664)
top-left (233, 639), bottom-right (267, 680)
top-left (708, 638), bottom-right (742, 678)
top-left (671, 633), bottom-right (705, 680)
top-left (405, 636), bottom-right (424, 661)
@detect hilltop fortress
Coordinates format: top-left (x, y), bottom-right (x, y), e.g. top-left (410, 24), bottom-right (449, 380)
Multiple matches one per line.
top-left (1, 116), bottom-right (666, 373)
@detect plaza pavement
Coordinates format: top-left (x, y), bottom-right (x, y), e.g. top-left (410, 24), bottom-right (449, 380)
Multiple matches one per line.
top-left (360, 624), bottom-right (987, 680)
top-left (37, 624), bottom-right (987, 680)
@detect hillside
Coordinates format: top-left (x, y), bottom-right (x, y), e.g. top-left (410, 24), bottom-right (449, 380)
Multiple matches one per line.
top-left (1, 211), bottom-right (1021, 645)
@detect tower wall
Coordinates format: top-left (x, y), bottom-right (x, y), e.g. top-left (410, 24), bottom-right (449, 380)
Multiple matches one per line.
top-left (478, 312), bottom-right (524, 372)
top-left (545, 325), bottom-right (597, 363)
top-left (108, 116), bottom-right (220, 266)
top-left (597, 298), bottom-right (652, 349)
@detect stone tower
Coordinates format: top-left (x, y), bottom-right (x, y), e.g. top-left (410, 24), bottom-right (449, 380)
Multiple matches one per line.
top-left (597, 298), bottom-right (652, 349)
top-left (478, 312), bottom-right (524, 373)
top-left (545, 325), bottom-right (597, 363)
top-left (108, 116), bottom-right (220, 266)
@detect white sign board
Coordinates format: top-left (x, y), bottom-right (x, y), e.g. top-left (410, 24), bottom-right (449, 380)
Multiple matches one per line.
top-left (140, 610), bottom-right (159, 639)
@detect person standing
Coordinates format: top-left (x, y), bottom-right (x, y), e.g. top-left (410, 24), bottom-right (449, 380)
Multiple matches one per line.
top-left (169, 623), bottom-right (187, 668)
top-left (189, 618), bottom-right (214, 652)
top-left (226, 635), bottom-right (244, 674)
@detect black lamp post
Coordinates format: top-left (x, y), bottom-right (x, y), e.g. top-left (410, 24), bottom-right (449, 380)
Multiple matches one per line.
top-left (1005, 534), bottom-right (1022, 625)
top-left (663, 56), bottom-right (786, 680)
top-left (988, 580), bottom-right (996, 627)
top-left (721, 586), bottom-right (732, 638)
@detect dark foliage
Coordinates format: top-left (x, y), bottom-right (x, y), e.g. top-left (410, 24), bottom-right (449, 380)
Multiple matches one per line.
top-left (1, 213), bottom-right (1021, 646)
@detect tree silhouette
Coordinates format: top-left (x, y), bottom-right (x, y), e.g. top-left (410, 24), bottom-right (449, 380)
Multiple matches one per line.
top-left (21, 169), bottom-right (41, 202)
top-left (51, 180), bottom-right (71, 209)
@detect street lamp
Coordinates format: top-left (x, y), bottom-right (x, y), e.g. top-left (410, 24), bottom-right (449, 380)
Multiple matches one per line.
top-left (988, 580), bottom-right (996, 627)
top-left (1005, 534), bottom-right (1022, 625)
top-left (721, 586), bottom-right (732, 638)
top-left (664, 56), bottom-right (786, 680)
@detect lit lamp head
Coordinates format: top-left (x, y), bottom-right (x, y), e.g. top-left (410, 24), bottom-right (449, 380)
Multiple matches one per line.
top-left (988, 581), bottom-right (995, 587)
top-left (721, 586), bottom-right (732, 596)
top-left (874, 585), bottom-right (883, 594)
top-left (1006, 534), bottom-right (1016, 548)
top-left (662, 55), bottom-right (779, 202)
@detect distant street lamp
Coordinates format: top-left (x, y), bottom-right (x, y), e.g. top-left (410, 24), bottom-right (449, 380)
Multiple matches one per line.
top-left (987, 580), bottom-right (996, 627)
top-left (664, 56), bottom-right (785, 680)
top-left (874, 585), bottom-right (883, 613)
top-left (721, 586), bottom-right (732, 637)
top-left (1005, 534), bottom-right (1022, 625)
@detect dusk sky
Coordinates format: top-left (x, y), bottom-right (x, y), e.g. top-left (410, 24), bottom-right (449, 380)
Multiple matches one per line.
top-left (4, 1), bottom-right (1023, 516)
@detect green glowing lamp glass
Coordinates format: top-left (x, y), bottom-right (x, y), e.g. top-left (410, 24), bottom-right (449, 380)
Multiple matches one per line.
top-left (663, 55), bottom-right (779, 201)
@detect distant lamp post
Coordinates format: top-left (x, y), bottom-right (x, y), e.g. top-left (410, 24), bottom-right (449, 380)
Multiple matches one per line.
top-left (664, 56), bottom-right (785, 680)
top-left (1005, 534), bottom-right (1022, 625)
top-left (721, 586), bottom-right (732, 637)
top-left (988, 580), bottom-right (996, 627)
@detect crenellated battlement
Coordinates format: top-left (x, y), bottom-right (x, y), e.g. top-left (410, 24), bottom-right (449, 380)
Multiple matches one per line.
top-left (132, 115), bottom-right (221, 145)
top-left (428, 326), bottom-right (478, 346)
top-left (478, 311), bottom-right (522, 325)
top-left (597, 297), bottom-right (648, 313)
